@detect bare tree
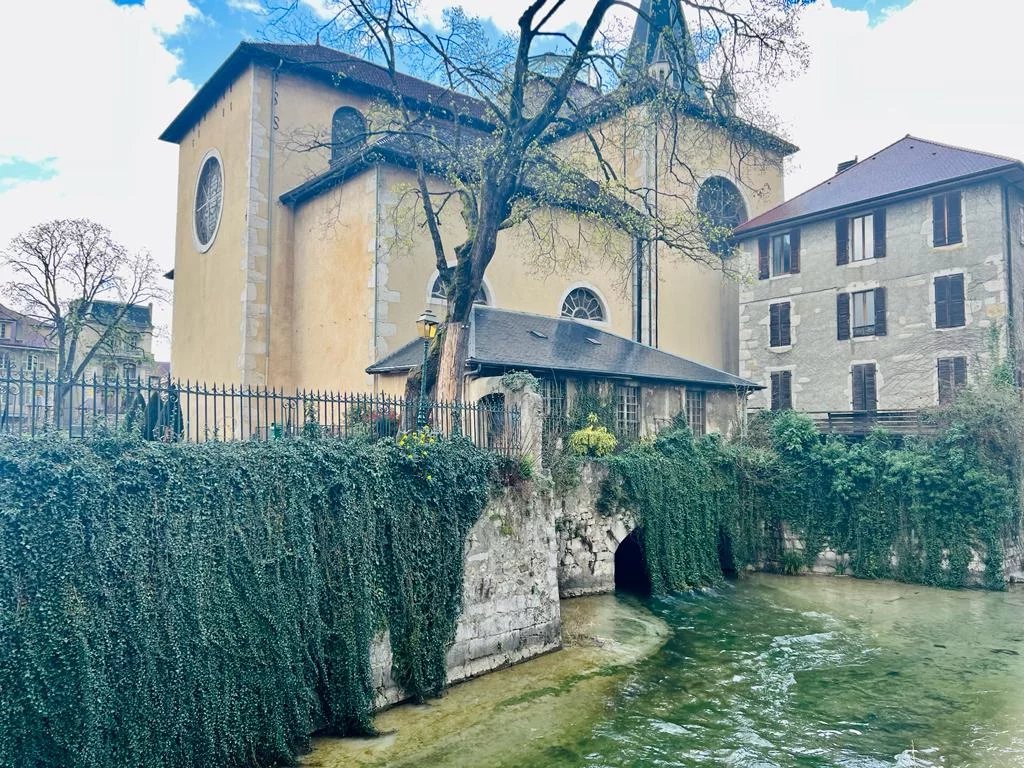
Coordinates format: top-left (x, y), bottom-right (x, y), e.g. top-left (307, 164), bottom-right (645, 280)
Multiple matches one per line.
top-left (2, 219), bottom-right (166, 413)
top-left (268, 0), bottom-right (806, 400)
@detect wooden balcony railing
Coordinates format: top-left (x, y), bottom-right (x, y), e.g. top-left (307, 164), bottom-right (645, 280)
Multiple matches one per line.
top-left (808, 409), bottom-right (934, 436)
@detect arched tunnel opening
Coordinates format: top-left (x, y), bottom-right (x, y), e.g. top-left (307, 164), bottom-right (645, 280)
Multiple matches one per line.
top-left (717, 526), bottom-right (738, 578)
top-left (614, 529), bottom-right (651, 596)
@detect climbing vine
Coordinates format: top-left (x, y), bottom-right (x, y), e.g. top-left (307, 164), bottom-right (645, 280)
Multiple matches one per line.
top-left (0, 432), bottom-right (494, 768)
top-left (602, 381), bottom-right (1023, 593)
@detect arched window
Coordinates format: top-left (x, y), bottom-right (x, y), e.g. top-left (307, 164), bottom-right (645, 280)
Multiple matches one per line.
top-left (429, 274), bottom-right (488, 305)
top-left (697, 176), bottom-right (748, 255)
top-left (560, 287), bottom-right (605, 321)
top-left (330, 107), bottom-right (367, 164)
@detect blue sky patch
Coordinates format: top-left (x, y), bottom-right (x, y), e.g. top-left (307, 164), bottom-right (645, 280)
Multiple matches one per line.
top-left (0, 157), bottom-right (58, 192)
top-left (830, 0), bottom-right (913, 24)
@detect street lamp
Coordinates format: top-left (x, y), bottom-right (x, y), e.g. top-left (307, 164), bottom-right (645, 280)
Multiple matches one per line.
top-left (415, 308), bottom-right (439, 428)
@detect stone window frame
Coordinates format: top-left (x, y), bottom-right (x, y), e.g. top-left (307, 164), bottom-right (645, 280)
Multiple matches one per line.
top-left (768, 368), bottom-right (793, 411)
top-left (936, 355), bottom-right (967, 406)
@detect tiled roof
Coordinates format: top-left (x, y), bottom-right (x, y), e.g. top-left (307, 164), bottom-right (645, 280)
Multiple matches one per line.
top-left (367, 306), bottom-right (758, 389)
top-left (735, 135), bottom-right (1024, 237)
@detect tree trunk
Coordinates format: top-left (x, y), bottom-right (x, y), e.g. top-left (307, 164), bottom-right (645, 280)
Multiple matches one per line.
top-left (436, 320), bottom-right (469, 402)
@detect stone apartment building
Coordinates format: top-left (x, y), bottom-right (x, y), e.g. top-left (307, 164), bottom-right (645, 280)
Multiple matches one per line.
top-left (0, 301), bottom-right (163, 383)
top-left (734, 136), bottom-right (1024, 414)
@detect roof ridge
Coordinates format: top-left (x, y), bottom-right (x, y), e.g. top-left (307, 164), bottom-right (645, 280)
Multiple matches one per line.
top-left (243, 40), bottom-right (485, 109)
top-left (902, 134), bottom-right (1021, 165)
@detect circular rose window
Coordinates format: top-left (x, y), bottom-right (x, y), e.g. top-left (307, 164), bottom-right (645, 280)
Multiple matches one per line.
top-left (193, 152), bottom-right (223, 252)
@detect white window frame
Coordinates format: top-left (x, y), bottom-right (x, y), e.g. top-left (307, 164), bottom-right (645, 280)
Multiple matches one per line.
top-left (770, 233), bottom-right (792, 275)
top-left (0, 322), bottom-right (11, 340)
top-left (850, 213), bottom-right (874, 262)
top-left (851, 289), bottom-right (876, 337)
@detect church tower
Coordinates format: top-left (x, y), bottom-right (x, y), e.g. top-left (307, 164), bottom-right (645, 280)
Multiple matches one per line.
top-left (625, 0), bottom-right (707, 106)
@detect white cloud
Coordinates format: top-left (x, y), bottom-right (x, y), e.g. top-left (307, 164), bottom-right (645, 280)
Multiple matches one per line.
top-left (227, 0), bottom-right (263, 12)
top-left (770, 0), bottom-right (1024, 196)
top-left (0, 0), bottom-right (198, 359)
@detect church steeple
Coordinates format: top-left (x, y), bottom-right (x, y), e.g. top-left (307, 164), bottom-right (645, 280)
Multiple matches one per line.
top-left (625, 0), bottom-right (707, 106)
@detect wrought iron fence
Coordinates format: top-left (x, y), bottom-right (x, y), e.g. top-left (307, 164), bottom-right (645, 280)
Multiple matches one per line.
top-left (0, 369), bottom-right (521, 455)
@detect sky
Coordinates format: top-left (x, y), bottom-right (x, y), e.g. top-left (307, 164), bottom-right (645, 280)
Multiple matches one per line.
top-left (1, 0), bottom-right (1021, 360)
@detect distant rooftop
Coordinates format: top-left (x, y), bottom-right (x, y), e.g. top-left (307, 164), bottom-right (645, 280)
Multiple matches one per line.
top-left (735, 135), bottom-right (1024, 237)
top-left (368, 305), bottom-right (758, 389)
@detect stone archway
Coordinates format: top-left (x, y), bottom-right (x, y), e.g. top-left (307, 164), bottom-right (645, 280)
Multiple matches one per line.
top-left (614, 528), bottom-right (651, 596)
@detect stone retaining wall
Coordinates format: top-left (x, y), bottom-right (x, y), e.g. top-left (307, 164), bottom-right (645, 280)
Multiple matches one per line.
top-left (370, 487), bottom-right (562, 708)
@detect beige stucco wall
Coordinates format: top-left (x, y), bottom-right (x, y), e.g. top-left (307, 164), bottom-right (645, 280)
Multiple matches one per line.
top-left (170, 66), bottom-right (254, 385)
top-left (289, 168), bottom-right (378, 392)
top-left (170, 60), bottom-right (787, 392)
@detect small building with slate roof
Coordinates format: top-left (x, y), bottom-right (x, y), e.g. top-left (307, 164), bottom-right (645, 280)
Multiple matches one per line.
top-left (368, 306), bottom-right (759, 440)
top-left (733, 135), bottom-right (1024, 418)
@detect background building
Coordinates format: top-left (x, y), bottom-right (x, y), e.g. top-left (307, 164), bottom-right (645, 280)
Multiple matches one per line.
top-left (734, 135), bottom-right (1024, 415)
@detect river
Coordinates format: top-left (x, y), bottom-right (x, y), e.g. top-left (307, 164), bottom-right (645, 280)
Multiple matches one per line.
top-left (304, 575), bottom-right (1024, 768)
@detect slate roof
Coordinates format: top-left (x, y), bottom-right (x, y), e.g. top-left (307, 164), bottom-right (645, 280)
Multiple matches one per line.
top-left (367, 306), bottom-right (758, 389)
top-left (160, 42), bottom-right (490, 144)
top-left (735, 135), bottom-right (1024, 237)
top-left (88, 301), bottom-right (153, 328)
top-left (0, 304), bottom-right (51, 350)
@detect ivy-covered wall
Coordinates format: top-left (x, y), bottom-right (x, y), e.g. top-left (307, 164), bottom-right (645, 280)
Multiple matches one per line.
top-left (0, 432), bottom-right (495, 768)
top-left (599, 384), bottom-right (1024, 592)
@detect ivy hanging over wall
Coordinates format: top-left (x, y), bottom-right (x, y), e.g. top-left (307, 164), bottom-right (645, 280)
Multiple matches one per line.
top-left (601, 381), bottom-right (1023, 593)
top-left (0, 431), bottom-right (493, 768)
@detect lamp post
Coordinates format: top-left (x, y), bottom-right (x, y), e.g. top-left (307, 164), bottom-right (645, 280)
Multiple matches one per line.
top-left (415, 308), bottom-right (439, 428)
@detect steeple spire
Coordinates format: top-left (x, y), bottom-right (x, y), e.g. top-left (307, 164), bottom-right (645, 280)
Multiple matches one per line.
top-left (625, 0), bottom-right (707, 106)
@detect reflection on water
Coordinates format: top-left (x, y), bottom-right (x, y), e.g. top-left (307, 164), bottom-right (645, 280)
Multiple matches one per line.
top-left (305, 575), bottom-right (1024, 768)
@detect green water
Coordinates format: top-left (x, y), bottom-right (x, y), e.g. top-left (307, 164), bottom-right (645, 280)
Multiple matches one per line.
top-left (307, 575), bottom-right (1024, 768)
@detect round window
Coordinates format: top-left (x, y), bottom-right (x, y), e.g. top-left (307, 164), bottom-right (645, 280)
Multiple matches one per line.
top-left (194, 153), bottom-right (223, 252)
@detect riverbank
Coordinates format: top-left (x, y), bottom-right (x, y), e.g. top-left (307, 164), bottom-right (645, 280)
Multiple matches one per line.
top-left (301, 595), bottom-right (669, 768)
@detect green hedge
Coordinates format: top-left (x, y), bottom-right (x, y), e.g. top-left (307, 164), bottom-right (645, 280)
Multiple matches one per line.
top-left (0, 432), bottom-right (493, 768)
top-left (603, 384), bottom-right (1023, 592)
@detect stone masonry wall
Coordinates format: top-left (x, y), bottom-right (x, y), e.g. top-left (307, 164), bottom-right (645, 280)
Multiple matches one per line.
top-left (370, 486), bottom-right (562, 708)
top-left (554, 464), bottom-right (636, 598)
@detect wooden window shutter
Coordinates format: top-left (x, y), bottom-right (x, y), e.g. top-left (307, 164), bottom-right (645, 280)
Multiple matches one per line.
top-left (873, 287), bottom-right (887, 336)
top-left (837, 292), bottom-right (851, 340)
top-left (937, 358), bottom-right (952, 404)
top-left (781, 303), bottom-right (791, 346)
top-left (932, 195), bottom-right (946, 246)
top-left (934, 277), bottom-right (948, 327)
top-left (954, 356), bottom-right (967, 388)
top-left (836, 218), bottom-right (849, 265)
top-left (790, 229), bottom-right (801, 273)
top-left (781, 370), bottom-right (792, 409)
top-left (950, 273), bottom-right (965, 326)
top-left (873, 209), bottom-right (886, 258)
top-left (770, 372), bottom-right (780, 410)
top-left (947, 191), bottom-right (963, 244)
top-left (864, 364), bottom-right (877, 411)
top-left (852, 366), bottom-right (865, 410)
top-left (758, 237), bottom-right (770, 280)
top-left (769, 304), bottom-right (781, 347)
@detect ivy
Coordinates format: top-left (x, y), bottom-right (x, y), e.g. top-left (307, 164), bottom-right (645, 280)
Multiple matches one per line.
top-left (602, 385), bottom-right (1022, 594)
top-left (0, 432), bottom-right (494, 768)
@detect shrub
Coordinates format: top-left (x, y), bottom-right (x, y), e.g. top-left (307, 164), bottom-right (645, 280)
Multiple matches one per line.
top-left (567, 413), bottom-right (618, 457)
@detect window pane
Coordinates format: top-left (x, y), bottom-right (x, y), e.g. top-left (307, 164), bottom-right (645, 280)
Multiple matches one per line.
top-left (850, 214), bottom-right (874, 261)
top-left (771, 233), bottom-right (791, 275)
top-left (852, 290), bottom-right (875, 335)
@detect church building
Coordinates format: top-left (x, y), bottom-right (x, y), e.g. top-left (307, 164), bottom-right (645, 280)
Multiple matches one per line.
top-left (160, 0), bottom-right (795, 404)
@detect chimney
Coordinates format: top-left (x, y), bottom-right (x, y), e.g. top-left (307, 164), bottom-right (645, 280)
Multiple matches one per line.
top-left (836, 157), bottom-right (858, 174)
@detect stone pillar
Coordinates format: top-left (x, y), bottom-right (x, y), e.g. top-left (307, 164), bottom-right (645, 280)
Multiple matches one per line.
top-left (506, 388), bottom-right (543, 471)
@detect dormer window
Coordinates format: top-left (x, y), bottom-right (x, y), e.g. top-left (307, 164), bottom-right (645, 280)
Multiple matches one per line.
top-left (331, 107), bottom-right (367, 164)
